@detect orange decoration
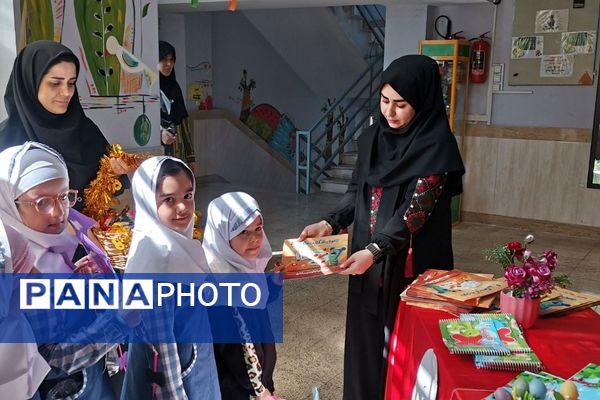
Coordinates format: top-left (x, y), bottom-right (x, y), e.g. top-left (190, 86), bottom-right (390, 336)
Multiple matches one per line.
top-left (228, 0), bottom-right (237, 12)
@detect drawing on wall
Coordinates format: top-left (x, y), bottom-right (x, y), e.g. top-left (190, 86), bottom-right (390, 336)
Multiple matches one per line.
top-left (511, 36), bottom-right (544, 59)
top-left (561, 31), bottom-right (596, 54)
top-left (540, 54), bottom-right (574, 77)
top-left (19, 0), bottom-right (160, 149)
top-left (238, 69), bottom-right (256, 123)
top-left (535, 9), bottom-right (569, 33)
top-left (187, 61), bottom-right (213, 110)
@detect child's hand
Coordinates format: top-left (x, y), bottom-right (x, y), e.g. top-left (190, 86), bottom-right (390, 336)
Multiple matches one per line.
top-left (298, 220), bottom-right (332, 241)
top-left (74, 252), bottom-right (101, 274)
top-left (109, 157), bottom-right (135, 175)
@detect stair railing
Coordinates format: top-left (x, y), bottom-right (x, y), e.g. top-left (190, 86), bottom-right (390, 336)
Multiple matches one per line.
top-left (355, 5), bottom-right (385, 50)
top-left (295, 55), bottom-right (383, 194)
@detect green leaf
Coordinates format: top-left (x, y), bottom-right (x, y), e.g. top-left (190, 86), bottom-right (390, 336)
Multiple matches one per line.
top-left (75, 0), bottom-right (126, 96)
top-left (142, 3), bottom-right (150, 18)
top-left (22, 0), bottom-right (54, 43)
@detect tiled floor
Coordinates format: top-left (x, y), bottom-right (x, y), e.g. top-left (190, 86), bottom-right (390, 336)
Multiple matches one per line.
top-left (195, 177), bottom-right (600, 400)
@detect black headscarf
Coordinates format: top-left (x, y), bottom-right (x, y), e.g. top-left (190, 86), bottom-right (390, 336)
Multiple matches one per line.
top-left (0, 40), bottom-right (109, 198)
top-left (159, 41), bottom-right (188, 125)
top-left (364, 55), bottom-right (464, 194)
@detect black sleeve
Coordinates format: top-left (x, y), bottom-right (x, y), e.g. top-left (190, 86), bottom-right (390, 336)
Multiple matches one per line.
top-left (373, 174), bottom-right (448, 255)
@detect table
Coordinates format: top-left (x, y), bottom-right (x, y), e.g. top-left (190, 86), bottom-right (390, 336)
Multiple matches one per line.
top-left (384, 301), bottom-right (600, 400)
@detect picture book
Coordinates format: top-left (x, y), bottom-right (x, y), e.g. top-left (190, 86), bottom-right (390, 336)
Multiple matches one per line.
top-left (484, 366), bottom-right (600, 399)
top-left (540, 287), bottom-right (600, 316)
top-left (474, 352), bottom-right (543, 372)
top-left (279, 234), bottom-right (348, 279)
top-left (460, 314), bottom-right (531, 353)
top-left (439, 318), bottom-right (510, 355)
top-left (406, 269), bottom-right (503, 308)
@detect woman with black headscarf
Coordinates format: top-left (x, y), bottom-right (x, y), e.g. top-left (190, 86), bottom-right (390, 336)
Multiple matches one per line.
top-left (158, 40), bottom-right (196, 172)
top-left (298, 55), bottom-right (465, 399)
top-left (0, 40), bottom-right (131, 210)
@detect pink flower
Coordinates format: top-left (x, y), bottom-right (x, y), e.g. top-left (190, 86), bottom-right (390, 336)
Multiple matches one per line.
top-left (505, 265), bottom-right (527, 287)
top-left (542, 250), bottom-right (558, 270)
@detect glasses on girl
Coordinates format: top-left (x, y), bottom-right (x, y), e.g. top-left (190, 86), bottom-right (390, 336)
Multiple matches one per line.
top-left (15, 189), bottom-right (78, 214)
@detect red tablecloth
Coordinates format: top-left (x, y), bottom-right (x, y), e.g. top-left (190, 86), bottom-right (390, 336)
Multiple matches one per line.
top-left (385, 302), bottom-right (600, 400)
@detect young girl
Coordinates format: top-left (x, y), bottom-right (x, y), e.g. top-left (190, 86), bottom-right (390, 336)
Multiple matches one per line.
top-left (0, 220), bottom-right (50, 399)
top-left (121, 156), bottom-right (220, 399)
top-left (0, 141), bottom-right (128, 399)
top-left (203, 192), bottom-right (280, 400)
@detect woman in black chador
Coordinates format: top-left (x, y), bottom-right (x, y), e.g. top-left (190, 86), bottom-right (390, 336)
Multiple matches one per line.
top-left (299, 55), bottom-right (465, 399)
top-left (0, 40), bottom-right (131, 209)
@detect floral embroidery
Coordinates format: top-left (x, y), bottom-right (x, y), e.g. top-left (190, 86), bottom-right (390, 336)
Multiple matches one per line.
top-left (403, 174), bottom-right (447, 233)
top-left (370, 186), bottom-right (383, 236)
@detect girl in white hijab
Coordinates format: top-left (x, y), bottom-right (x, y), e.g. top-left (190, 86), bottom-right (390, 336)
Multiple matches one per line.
top-left (122, 156), bottom-right (220, 400)
top-left (0, 141), bottom-right (108, 273)
top-left (0, 221), bottom-right (50, 399)
top-left (203, 192), bottom-right (282, 400)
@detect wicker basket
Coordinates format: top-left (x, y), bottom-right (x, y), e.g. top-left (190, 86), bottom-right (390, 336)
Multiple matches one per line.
top-left (92, 227), bottom-right (130, 271)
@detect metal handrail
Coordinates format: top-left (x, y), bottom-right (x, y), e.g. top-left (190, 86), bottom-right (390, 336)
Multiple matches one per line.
top-left (295, 5), bottom-right (385, 194)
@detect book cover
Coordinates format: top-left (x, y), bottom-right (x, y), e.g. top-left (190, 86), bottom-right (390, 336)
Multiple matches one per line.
top-left (439, 318), bottom-right (510, 355)
top-left (406, 269), bottom-right (502, 308)
top-left (460, 313), bottom-right (531, 353)
top-left (540, 287), bottom-right (600, 316)
top-left (484, 371), bottom-right (564, 399)
top-left (474, 352), bottom-right (543, 372)
top-left (279, 234), bottom-right (348, 279)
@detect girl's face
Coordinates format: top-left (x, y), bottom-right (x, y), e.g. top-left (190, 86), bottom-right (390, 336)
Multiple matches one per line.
top-left (158, 54), bottom-right (175, 77)
top-left (156, 171), bottom-right (195, 235)
top-left (16, 178), bottom-right (69, 234)
top-left (230, 215), bottom-right (264, 259)
top-left (380, 83), bottom-right (416, 129)
top-left (37, 61), bottom-right (77, 115)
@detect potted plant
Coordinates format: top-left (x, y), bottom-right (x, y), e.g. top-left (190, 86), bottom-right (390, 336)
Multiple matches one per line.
top-left (483, 235), bottom-right (569, 328)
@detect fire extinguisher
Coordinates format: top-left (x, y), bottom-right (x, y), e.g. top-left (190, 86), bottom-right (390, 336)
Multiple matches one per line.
top-left (470, 32), bottom-right (490, 84)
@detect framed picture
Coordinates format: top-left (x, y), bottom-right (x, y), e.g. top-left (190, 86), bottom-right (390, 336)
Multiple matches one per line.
top-left (588, 80), bottom-right (600, 188)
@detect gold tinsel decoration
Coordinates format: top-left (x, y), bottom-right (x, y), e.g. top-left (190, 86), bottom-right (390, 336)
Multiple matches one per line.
top-left (83, 144), bottom-right (147, 221)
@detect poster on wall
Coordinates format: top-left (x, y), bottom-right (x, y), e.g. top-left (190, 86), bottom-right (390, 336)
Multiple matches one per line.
top-left (18, 0), bottom-right (160, 150)
top-left (535, 9), bottom-right (569, 33)
top-left (510, 0), bottom-right (599, 85)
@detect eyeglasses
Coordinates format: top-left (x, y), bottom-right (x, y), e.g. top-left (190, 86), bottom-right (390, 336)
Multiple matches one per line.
top-left (15, 190), bottom-right (79, 214)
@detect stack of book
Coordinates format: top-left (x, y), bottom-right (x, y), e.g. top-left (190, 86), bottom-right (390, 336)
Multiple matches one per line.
top-left (401, 269), bottom-right (507, 313)
top-left (439, 313), bottom-right (543, 372)
top-left (540, 286), bottom-right (600, 316)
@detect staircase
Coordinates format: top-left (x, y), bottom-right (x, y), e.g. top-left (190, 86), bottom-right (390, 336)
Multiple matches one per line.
top-left (296, 5), bottom-right (385, 194)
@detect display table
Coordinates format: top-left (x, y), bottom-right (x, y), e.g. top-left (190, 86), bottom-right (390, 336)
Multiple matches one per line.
top-left (385, 301), bottom-right (600, 400)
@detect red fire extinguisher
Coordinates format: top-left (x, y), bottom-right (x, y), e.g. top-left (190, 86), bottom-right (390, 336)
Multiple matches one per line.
top-left (470, 32), bottom-right (490, 84)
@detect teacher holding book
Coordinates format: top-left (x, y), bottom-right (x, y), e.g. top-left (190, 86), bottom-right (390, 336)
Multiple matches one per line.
top-left (298, 55), bottom-right (465, 399)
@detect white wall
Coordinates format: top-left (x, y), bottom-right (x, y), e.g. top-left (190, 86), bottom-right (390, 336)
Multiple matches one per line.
top-left (0, 0), bottom-right (18, 120)
top-left (210, 11), bottom-right (325, 130)
top-left (185, 13), bottom-right (212, 110)
top-left (383, 4), bottom-right (429, 68)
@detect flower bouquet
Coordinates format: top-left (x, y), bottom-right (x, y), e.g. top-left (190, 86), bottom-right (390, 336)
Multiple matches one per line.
top-left (483, 235), bottom-right (569, 328)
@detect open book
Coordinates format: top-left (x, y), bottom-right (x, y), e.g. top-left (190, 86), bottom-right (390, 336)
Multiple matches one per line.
top-left (279, 234), bottom-right (349, 279)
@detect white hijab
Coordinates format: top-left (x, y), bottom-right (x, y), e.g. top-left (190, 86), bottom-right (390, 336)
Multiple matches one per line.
top-left (0, 142), bottom-right (78, 273)
top-left (203, 192), bottom-right (272, 274)
top-left (0, 220), bottom-right (51, 397)
top-left (125, 156), bottom-right (210, 274)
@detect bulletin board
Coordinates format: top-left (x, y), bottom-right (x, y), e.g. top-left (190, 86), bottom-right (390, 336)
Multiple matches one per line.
top-left (510, 0), bottom-right (599, 85)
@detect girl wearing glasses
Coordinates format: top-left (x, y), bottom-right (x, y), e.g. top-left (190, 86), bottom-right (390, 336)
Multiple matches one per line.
top-left (0, 141), bottom-right (130, 399)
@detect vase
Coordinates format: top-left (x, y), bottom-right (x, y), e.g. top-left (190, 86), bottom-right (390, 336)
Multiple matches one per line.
top-left (499, 291), bottom-right (541, 329)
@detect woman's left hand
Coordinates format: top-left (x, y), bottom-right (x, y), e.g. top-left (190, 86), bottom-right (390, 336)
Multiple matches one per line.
top-left (109, 157), bottom-right (135, 175)
top-left (338, 249), bottom-right (374, 276)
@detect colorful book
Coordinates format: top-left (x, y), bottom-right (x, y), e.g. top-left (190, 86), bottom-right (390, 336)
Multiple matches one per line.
top-left (540, 287), bottom-right (600, 316)
top-left (406, 269), bottom-right (502, 308)
top-left (460, 314), bottom-right (531, 353)
top-left (279, 234), bottom-right (348, 279)
top-left (474, 352), bottom-right (543, 372)
top-left (439, 317), bottom-right (510, 355)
